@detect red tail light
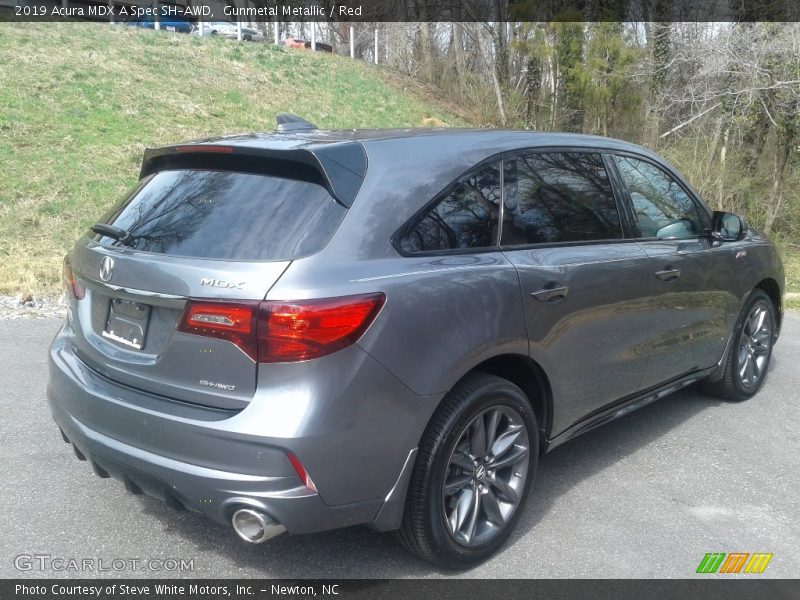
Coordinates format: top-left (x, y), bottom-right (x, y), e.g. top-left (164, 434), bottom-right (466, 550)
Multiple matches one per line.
top-left (259, 293), bottom-right (386, 362)
top-left (62, 261), bottom-right (85, 300)
top-left (178, 300), bottom-right (259, 360)
top-left (177, 293), bottom-right (385, 363)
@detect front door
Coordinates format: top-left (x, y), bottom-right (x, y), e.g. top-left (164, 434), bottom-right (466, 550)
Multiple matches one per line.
top-left (610, 154), bottom-right (730, 390)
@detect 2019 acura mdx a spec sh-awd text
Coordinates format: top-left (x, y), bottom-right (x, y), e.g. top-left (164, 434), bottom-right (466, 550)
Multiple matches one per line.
top-left (48, 115), bottom-right (784, 568)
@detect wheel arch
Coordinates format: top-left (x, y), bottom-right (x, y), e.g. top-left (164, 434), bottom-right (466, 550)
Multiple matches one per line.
top-left (374, 355), bottom-right (552, 533)
top-left (754, 277), bottom-right (782, 333)
top-left (708, 280), bottom-right (781, 384)
top-left (452, 354), bottom-right (553, 450)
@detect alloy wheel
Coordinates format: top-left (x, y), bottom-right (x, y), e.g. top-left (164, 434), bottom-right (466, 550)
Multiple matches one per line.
top-left (737, 302), bottom-right (773, 390)
top-left (441, 406), bottom-right (530, 547)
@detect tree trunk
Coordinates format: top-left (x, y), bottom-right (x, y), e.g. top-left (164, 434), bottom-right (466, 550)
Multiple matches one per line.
top-left (764, 136), bottom-right (792, 234)
top-left (554, 22), bottom-right (584, 132)
top-left (477, 27), bottom-right (507, 125)
top-left (524, 56), bottom-right (541, 129)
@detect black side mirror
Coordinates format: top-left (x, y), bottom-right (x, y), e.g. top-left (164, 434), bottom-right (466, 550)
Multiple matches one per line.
top-left (710, 211), bottom-right (747, 242)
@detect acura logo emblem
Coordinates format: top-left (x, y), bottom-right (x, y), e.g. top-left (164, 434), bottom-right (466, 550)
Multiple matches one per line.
top-left (100, 256), bottom-right (114, 282)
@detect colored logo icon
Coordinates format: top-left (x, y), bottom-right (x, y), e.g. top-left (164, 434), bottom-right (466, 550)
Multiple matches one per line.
top-left (697, 552), bottom-right (773, 574)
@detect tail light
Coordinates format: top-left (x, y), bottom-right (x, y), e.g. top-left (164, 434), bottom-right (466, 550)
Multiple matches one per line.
top-left (62, 261), bottom-right (85, 300)
top-left (178, 301), bottom-right (259, 359)
top-left (177, 293), bottom-right (385, 363)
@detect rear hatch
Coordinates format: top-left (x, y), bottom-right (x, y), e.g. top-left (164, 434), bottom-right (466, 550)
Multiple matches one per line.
top-left (65, 142), bottom-right (362, 410)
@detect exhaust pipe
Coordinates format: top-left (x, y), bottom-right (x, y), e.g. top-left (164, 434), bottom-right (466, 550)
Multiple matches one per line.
top-left (231, 508), bottom-right (286, 544)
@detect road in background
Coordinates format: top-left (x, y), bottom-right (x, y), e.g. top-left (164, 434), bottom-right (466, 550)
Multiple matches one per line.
top-left (2, 315), bottom-right (798, 578)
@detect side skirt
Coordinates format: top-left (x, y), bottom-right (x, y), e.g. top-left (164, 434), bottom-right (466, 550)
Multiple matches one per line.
top-left (543, 367), bottom-right (715, 452)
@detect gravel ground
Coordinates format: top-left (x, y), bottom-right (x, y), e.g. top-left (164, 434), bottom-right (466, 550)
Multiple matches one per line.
top-left (0, 294), bottom-right (66, 320)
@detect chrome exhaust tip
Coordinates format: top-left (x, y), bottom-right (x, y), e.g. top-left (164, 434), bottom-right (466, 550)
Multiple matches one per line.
top-left (231, 508), bottom-right (286, 544)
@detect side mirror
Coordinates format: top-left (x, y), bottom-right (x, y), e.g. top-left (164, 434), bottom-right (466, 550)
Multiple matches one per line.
top-left (710, 211), bottom-right (747, 242)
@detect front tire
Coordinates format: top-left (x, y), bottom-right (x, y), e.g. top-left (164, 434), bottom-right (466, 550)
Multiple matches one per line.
top-left (704, 289), bottom-right (776, 402)
top-left (397, 372), bottom-right (538, 569)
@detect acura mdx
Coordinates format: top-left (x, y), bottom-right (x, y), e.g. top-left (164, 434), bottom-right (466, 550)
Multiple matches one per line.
top-left (48, 116), bottom-right (784, 567)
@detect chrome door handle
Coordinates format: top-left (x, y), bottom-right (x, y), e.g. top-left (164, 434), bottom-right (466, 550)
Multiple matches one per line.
top-left (655, 267), bottom-right (681, 282)
top-left (530, 286), bottom-right (569, 303)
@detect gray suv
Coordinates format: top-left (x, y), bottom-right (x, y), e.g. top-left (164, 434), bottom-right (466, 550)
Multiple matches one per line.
top-left (48, 117), bottom-right (784, 568)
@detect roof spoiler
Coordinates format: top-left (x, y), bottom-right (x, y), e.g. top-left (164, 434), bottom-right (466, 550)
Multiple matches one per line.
top-left (139, 142), bottom-right (366, 208)
top-left (275, 113), bottom-right (318, 132)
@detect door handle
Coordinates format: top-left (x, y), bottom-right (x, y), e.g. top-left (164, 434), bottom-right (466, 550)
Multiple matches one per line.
top-left (654, 266), bottom-right (681, 282)
top-left (530, 285), bottom-right (569, 303)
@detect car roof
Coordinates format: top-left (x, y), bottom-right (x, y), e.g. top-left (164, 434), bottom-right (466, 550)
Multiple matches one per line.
top-left (191, 127), bottom-right (642, 150)
top-left (178, 129), bottom-right (654, 156)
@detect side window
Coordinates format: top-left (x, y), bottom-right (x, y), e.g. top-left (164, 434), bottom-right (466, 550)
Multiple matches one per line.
top-left (501, 152), bottom-right (622, 246)
top-left (614, 156), bottom-right (704, 239)
top-left (399, 162), bottom-right (501, 253)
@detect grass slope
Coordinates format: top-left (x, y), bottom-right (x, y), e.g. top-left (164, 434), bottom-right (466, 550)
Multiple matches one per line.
top-left (0, 22), bottom-right (467, 295)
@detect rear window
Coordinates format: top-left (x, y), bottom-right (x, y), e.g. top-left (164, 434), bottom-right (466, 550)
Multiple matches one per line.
top-left (97, 170), bottom-right (346, 261)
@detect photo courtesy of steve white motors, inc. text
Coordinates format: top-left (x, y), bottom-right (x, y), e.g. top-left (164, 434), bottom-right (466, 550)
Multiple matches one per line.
top-left (15, 583), bottom-right (341, 597)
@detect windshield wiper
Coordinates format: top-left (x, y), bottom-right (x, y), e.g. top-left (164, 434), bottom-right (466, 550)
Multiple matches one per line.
top-left (91, 223), bottom-right (135, 246)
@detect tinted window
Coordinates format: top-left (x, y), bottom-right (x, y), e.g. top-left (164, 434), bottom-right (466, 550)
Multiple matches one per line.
top-left (97, 170), bottom-right (345, 260)
top-left (614, 156), bottom-right (704, 239)
top-left (501, 152), bottom-right (622, 246)
top-left (400, 162), bottom-right (501, 253)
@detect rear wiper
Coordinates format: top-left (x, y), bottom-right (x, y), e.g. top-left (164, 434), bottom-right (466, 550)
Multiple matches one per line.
top-left (91, 223), bottom-right (135, 246)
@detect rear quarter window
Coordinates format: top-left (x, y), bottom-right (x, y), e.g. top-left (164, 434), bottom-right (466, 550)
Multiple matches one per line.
top-left (398, 161), bottom-right (502, 253)
top-left (97, 170), bottom-right (346, 261)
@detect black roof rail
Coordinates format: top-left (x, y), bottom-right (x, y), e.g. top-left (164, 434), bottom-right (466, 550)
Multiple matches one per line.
top-left (275, 113), bottom-right (318, 132)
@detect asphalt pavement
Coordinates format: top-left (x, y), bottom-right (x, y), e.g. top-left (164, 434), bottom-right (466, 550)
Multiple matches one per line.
top-left (1, 315), bottom-right (798, 578)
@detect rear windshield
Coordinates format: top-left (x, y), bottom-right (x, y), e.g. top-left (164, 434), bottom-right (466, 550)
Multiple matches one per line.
top-left (97, 169), bottom-right (346, 260)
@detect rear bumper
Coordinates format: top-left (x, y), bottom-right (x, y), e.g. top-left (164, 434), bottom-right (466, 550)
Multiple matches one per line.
top-left (47, 323), bottom-right (428, 534)
top-left (51, 405), bottom-right (381, 533)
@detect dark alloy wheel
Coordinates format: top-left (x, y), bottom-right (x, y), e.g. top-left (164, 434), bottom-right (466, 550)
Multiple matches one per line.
top-left (705, 289), bottom-right (776, 401)
top-left (397, 372), bottom-right (538, 569)
top-left (441, 406), bottom-right (530, 547)
top-left (736, 301), bottom-right (774, 392)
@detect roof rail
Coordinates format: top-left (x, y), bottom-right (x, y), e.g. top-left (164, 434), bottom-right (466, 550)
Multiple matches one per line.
top-left (275, 113), bottom-right (318, 132)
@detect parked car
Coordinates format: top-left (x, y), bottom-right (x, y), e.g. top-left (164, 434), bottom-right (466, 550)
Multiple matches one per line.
top-left (126, 15), bottom-right (193, 34)
top-left (49, 116), bottom-right (784, 568)
top-left (192, 22), bottom-right (264, 42)
top-left (279, 36), bottom-right (333, 52)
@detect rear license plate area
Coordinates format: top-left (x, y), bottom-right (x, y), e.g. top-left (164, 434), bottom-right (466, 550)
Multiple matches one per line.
top-left (102, 298), bottom-right (151, 351)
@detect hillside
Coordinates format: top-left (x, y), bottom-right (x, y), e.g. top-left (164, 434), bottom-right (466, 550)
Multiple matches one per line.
top-left (0, 22), bottom-right (469, 295)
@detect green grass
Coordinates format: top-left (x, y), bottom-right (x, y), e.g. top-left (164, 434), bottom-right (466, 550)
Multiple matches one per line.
top-left (2, 23), bottom-right (798, 307)
top-left (779, 245), bottom-right (800, 311)
top-left (0, 22), bottom-right (469, 295)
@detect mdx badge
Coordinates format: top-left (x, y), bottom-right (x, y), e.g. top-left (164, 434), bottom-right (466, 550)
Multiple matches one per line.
top-left (100, 256), bottom-right (114, 282)
top-left (200, 278), bottom-right (245, 290)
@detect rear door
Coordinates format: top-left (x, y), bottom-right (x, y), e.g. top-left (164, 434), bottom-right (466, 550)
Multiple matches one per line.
top-left (609, 154), bottom-right (729, 389)
top-left (501, 150), bottom-right (656, 436)
top-left (67, 166), bottom-right (347, 410)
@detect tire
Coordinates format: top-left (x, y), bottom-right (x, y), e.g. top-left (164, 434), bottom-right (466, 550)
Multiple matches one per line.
top-left (704, 289), bottom-right (776, 402)
top-left (397, 372), bottom-right (538, 569)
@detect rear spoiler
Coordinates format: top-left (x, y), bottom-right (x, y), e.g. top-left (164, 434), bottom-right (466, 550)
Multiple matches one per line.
top-left (139, 142), bottom-right (367, 208)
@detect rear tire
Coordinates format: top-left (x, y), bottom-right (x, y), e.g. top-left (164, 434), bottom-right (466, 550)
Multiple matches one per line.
top-left (703, 289), bottom-right (776, 402)
top-left (397, 372), bottom-right (538, 569)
